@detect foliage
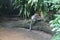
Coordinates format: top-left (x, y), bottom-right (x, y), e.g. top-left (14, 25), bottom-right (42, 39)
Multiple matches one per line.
top-left (0, 0), bottom-right (60, 20)
top-left (49, 16), bottom-right (60, 32)
top-left (49, 15), bottom-right (60, 40)
top-left (43, 0), bottom-right (60, 21)
top-left (11, 0), bottom-right (43, 19)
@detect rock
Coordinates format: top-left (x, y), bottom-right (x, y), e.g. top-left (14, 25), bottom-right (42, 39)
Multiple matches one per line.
top-left (0, 20), bottom-right (55, 35)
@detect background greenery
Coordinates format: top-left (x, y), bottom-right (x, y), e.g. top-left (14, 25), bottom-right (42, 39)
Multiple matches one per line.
top-left (0, 0), bottom-right (60, 20)
top-left (0, 0), bottom-right (57, 19)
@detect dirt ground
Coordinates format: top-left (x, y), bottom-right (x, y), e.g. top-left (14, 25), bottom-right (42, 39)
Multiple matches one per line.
top-left (0, 28), bottom-right (52, 40)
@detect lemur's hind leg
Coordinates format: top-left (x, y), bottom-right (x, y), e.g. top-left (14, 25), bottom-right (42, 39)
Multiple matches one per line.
top-left (29, 20), bottom-right (32, 31)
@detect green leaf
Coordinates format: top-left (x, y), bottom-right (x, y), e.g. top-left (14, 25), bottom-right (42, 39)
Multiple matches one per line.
top-left (27, 12), bottom-right (30, 17)
top-left (19, 6), bottom-right (23, 15)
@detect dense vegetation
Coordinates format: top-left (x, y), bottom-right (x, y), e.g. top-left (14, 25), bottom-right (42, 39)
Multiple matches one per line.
top-left (0, 0), bottom-right (59, 20)
top-left (49, 15), bottom-right (60, 40)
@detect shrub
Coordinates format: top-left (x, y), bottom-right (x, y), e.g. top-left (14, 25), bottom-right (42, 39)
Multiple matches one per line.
top-left (49, 15), bottom-right (60, 40)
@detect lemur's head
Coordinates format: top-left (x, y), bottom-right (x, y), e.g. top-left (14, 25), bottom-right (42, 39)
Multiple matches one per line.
top-left (35, 12), bottom-right (40, 16)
